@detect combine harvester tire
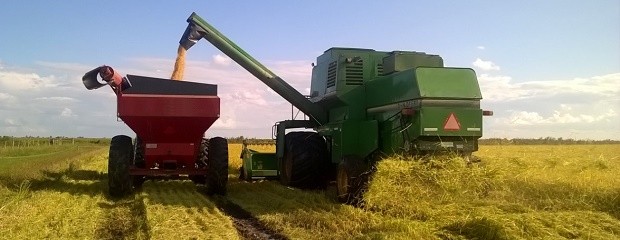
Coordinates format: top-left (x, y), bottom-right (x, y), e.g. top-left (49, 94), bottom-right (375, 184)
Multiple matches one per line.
top-left (336, 155), bottom-right (368, 205)
top-left (280, 132), bottom-right (327, 189)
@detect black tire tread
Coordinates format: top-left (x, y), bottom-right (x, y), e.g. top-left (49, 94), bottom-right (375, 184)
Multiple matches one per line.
top-left (280, 132), bottom-right (327, 189)
top-left (132, 137), bottom-right (145, 188)
top-left (109, 135), bottom-right (133, 197)
top-left (336, 155), bottom-right (368, 205)
top-left (190, 138), bottom-right (208, 184)
top-left (206, 137), bottom-right (228, 195)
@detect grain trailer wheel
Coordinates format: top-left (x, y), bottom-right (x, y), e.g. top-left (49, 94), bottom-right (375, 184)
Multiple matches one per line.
top-left (336, 155), bottom-right (368, 205)
top-left (190, 138), bottom-right (209, 184)
top-left (206, 137), bottom-right (228, 195)
top-left (109, 135), bottom-right (133, 197)
top-left (132, 137), bottom-right (146, 188)
top-left (280, 132), bottom-right (327, 189)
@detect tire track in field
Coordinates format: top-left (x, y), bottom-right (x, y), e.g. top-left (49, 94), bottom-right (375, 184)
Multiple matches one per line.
top-left (95, 196), bottom-right (151, 240)
top-left (209, 195), bottom-right (289, 240)
top-left (141, 181), bottom-right (239, 239)
top-left (137, 180), bottom-right (286, 239)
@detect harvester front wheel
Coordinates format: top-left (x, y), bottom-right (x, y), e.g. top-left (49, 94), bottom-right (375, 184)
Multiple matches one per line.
top-left (280, 132), bottom-right (327, 189)
top-left (206, 137), bottom-right (228, 195)
top-left (336, 155), bottom-right (368, 205)
top-left (109, 135), bottom-right (133, 197)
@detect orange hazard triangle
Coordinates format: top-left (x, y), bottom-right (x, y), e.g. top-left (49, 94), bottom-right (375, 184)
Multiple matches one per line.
top-left (443, 113), bottom-right (461, 131)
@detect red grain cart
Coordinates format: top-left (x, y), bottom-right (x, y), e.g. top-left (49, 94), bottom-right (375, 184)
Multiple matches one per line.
top-left (82, 66), bottom-right (228, 197)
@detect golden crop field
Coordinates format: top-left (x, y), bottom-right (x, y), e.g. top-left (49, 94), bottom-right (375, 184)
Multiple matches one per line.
top-left (0, 143), bottom-right (618, 239)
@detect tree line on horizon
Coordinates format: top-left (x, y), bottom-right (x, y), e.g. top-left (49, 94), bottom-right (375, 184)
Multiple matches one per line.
top-left (1, 136), bottom-right (618, 146)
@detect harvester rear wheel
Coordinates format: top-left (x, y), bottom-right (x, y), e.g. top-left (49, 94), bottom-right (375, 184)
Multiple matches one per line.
top-left (109, 135), bottom-right (133, 197)
top-left (336, 155), bottom-right (368, 205)
top-left (206, 137), bottom-right (228, 195)
top-left (280, 132), bottom-right (327, 189)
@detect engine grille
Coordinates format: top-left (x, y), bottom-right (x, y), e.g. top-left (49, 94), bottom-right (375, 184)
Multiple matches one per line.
top-left (345, 61), bottom-right (364, 85)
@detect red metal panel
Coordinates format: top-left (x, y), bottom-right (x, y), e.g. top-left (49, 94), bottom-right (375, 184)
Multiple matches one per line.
top-left (117, 94), bottom-right (219, 143)
top-left (144, 142), bottom-right (197, 168)
top-left (117, 93), bottom-right (220, 170)
top-left (129, 167), bottom-right (208, 176)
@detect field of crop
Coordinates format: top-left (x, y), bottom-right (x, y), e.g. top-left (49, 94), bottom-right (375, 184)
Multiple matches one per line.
top-left (1, 142), bottom-right (618, 239)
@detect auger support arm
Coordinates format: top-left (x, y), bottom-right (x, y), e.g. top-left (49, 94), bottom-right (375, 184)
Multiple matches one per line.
top-left (180, 12), bottom-right (328, 124)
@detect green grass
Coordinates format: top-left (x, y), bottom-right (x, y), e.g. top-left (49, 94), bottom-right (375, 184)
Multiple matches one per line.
top-left (0, 145), bottom-right (105, 183)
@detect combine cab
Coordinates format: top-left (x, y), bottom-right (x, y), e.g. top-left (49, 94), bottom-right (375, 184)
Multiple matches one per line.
top-left (82, 66), bottom-right (228, 197)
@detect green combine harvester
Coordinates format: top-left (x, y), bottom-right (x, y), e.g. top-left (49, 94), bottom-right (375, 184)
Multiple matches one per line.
top-left (179, 12), bottom-right (492, 203)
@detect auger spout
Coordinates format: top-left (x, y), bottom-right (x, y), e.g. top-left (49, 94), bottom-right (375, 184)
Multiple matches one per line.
top-left (180, 12), bottom-right (328, 124)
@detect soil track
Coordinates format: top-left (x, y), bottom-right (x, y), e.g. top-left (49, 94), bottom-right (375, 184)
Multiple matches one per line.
top-left (210, 195), bottom-right (288, 240)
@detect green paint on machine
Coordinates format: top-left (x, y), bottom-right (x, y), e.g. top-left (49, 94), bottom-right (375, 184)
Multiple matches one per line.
top-left (181, 12), bottom-right (492, 200)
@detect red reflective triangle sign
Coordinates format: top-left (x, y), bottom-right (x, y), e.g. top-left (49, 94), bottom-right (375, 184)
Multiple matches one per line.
top-left (443, 113), bottom-right (461, 131)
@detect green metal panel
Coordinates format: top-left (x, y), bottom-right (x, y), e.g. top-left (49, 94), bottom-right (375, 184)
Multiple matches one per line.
top-left (242, 148), bottom-right (278, 179)
top-left (383, 51), bottom-right (444, 74)
top-left (415, 67), bottom-right (482, 99)
top-left (366, 67), bottom-right (484, 155)
top-left (324, 120), bottom-right (378, 163)
top-left (310, 48), bottom-right (389, 104)
top-left (417, 107), bottom-right (483, 137)
top-left (365, 69), bottom-right (418, 109)
top-left (377, 108), bottom-right (481, 154)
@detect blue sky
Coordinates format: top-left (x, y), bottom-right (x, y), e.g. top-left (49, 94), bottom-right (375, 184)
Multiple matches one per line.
top-left (0, 1), bottom-right (618, 139)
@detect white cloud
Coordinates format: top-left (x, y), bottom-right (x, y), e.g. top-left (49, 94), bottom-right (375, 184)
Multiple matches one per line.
top-left (479, 72), bottom-right (620, 102)
top-left (0, 71), bottom-right (59, 90)
top-left (4, 118), bottom-right (21, 126)
top-left (507, 108), bottom-right (617, 125)
top-left (60, 108), bottom-right (76, 117)
top-left (472, 58), bottom-right (500, 71)
top-left (212, 54), bottom-right (232, 66)
top-left (480, 70), bottom-right (620, 139)
top-left (34, 97), bottom-right (77, 102)
top-left (477, 46), bottom-right (485, 50)
top-left (0, 92), bottom-right (15, 101)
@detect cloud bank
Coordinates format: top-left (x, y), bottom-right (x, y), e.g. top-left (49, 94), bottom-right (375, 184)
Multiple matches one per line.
top-left (0, 55), bottom-right (618, 140)
top-left (473, 59), bottom-right (619, 139)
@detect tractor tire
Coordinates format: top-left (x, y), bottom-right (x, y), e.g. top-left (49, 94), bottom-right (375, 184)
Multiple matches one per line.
top-left (190, 138), bottom-right (208, 184)
top-left (109, 135), bottom-right (133, 197)
top-left (336, 155), bottom-right (368, 205)
top-left (280, 132), bottom-right (327, 189)
top-left (206, 137), bottom-right (228, 195)
top-left (132, 137), bottom-right (145, 188)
